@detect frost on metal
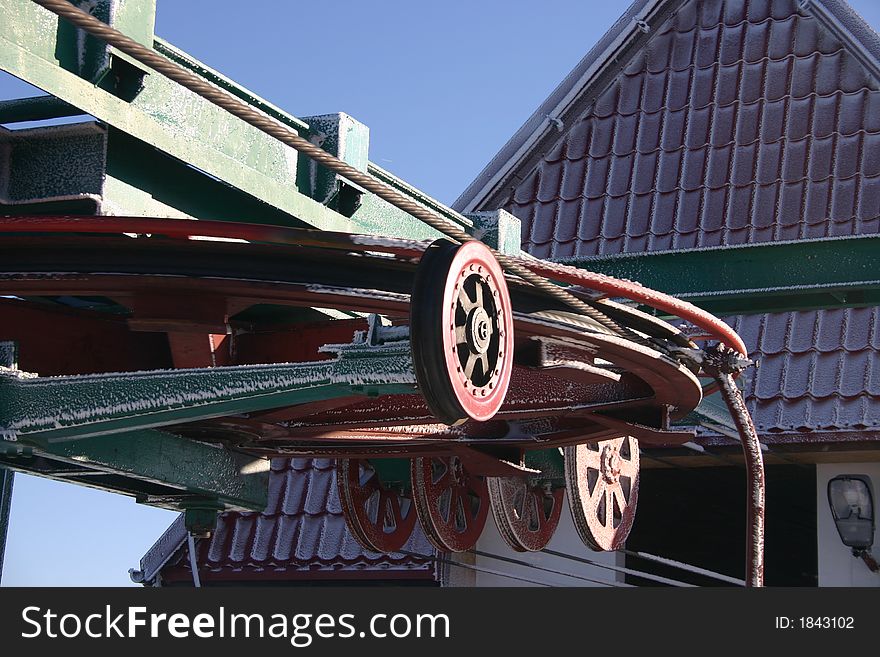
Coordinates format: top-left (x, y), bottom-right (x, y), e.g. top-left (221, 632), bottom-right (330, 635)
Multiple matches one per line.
top-left (305, 284), bottom-right (409, 304)
top-left (0, 341), bottom-right (18, 369)
top-left (1, 341), bottom-right (416, 435)
top-left (350, 234), bottom-right (431, 252)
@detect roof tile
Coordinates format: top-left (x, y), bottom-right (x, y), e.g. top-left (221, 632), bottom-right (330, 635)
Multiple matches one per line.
top-left (830, 177), bottom-right (858, 221)
top-left (715, 62), bottom-right (741, 105)
top-left (781, 138), bottom-right (808, 181)
top-left (618, 73), bottom-right (644, 115)
top-left (187, 459), bottom-right (434, 579)
top-left (834, 133), bottom-right (868, 178)
top-left (681, 148), bottom-right (706, 190)
top-left (589, 120), bottom-right (613, 158)
top-left (786, 95), bottom-right (813, 140)
top-left (609, 154), bottom-right (635, 195)
top-left (812, 93), bottom-right (839, 138)
top-left (858, 177), bottom-right (880, 223)
top-left (671, 30), bottom-right (696, 69)
top-left (778, 180), bottom-right (805, 225)
top-left (719, 22), bottom-right (744, 65)
top-left (861, 133), bottom-right (880, 176)
top-left (631, 150), bottom-right (657, 194)
top-left (723, 0), bottom-right (747, 24)
top-left (577, 197), bottom-right (605, 242)
top-left (803, 178), bottom-right (831, 224)
top-left (790, 55), bottom-right (817, 97)
top-left (756, 141), bottom-right (782, 184)
top-left (685, 106), bottom-right (712, 149)
top-left (816, 51), bottom-right (845, 95)
top-left (536, 161), bottom-right (563, 203)
top-left (565, 119), bottom-right (591, 161)
top-left (614, 113), bottom-right (639, 155)
top-left (761, 99), bottom-right (787, 143)
top-left (706, 145), bottom-right (732, 187)
top-left (676, 189), bottom-right (702, 233)
top-left (701, 187), bottom-right (727, 232)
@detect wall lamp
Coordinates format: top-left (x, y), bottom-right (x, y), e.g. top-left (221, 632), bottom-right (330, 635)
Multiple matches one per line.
top-left (827, 475), bottom-right (878, 573)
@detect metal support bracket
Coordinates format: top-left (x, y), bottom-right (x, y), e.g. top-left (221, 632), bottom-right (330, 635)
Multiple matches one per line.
top-left (0, 337), bottom-right (417, 443)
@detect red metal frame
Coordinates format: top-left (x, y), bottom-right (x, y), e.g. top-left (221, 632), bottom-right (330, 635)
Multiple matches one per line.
top-left (439, 241), bottom-right (514, 422)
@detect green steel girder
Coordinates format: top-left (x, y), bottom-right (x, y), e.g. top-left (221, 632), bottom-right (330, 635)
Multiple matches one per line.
top-left (0, 0), bottom-right (465, 241)
top-left (568, 234), bottom-right (880, 316)
top-left (0, 94), bottom-right (80, 123)
top-left (7, 428), bottom-right (270, 512)
top-left (0, 341), bottom-right (416, 443)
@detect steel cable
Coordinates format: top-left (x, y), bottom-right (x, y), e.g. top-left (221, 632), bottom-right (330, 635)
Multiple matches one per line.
top-left (31, 0), bottom-right (642, 341)
top-left (397, 549), bottom-right (626, 587)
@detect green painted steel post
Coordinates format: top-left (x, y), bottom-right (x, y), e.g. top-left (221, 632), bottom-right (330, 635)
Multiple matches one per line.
top-left (0, 468), bottom-right (12, 584)
top-left (468, 209), bottom-right (522, 256)
top-left (0, 341), bottom-right (16, 584)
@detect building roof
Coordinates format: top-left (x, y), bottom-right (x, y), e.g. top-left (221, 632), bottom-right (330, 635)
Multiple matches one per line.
top-left (141, 458), bottom-right (435, 585)
top-left (727, 307), bottom-right (880, 436)
top-left (508, 0), bottom-right (880, 259)
top-left (458, 0), bottom-right (880, 438)
top-left (456, 0), bottom-right (880, 227)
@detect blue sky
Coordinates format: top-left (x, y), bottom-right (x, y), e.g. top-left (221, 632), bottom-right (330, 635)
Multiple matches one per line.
top-left (3, 0), bottom-right (880, 586)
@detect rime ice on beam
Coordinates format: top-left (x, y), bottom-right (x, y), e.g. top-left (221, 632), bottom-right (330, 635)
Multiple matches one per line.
top-left (0, 339), bottom-right (417, 442)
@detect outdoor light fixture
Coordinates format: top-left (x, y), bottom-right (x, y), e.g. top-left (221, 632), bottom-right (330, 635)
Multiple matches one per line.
top-left (827, 475), bottom-right (879, 573)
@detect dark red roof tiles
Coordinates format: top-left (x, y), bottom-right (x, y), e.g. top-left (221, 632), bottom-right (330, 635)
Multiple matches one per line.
top-left (195, 458), bottom-right (434, 578)
top-left (506, 0), bottom-right (880, 260)
top-left (728, 307), bottom-right (880, 433)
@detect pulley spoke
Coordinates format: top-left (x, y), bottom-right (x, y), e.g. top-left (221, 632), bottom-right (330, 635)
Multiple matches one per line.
top-left (566, 437), bottom-right (640, 551)
top-left (337, 459), bottom-right (417, 553)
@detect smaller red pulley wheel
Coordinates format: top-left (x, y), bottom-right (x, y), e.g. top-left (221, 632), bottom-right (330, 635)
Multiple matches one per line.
top-left (336, 458), bottom-right (417, 552)
top-left (412, 455), bottom-right (489, 552)
top-left (489, 476), bottom-right (564, 552)
top-left (565, 437), bottom-right (640, 551)
top-left (410, 239), bottom-right (514, 425)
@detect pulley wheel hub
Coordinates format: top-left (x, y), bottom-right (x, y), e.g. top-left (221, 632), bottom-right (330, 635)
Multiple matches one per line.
top-left (410, 239), bottom-right (514, 425)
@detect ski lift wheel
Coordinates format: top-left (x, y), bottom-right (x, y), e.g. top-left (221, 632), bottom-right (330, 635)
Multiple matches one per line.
top-left (410, 239), bottom-right (514, 425)
top-left (488, 476), bottom-right (565, 552)
top-left (336, 458), bottom-right (417, 553)
top-left (411, 455), bottom-right (489, 552)
top-left (565, 437), bottom-right (640, 551)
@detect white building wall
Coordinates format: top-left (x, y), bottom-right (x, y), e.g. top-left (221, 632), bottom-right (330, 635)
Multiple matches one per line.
top-left (817, 463), bottom-right (880, 587)
top-left (470, 495), bottom-right (623, 587)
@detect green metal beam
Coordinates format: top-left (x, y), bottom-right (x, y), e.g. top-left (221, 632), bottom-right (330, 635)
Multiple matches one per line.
top-left (40, 429), bottom-right (268, 511)
top-left (0, 341), bottom-right (416, 442)
top-left (0, 94), bottom-right (81, 123)
top-left (0, 0), bottom-right (458, 240)
top-left (567, 234), bottom-right (880, 316)
top-left (10, 429), bottom-right (268, 511)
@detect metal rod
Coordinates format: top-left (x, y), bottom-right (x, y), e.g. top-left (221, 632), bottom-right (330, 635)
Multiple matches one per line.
top-left (703, 346), bottom-right (765, 588)
top-left (0, 341), bottom-right (16, 585)
top-left (187, 534), bottom-right (202, 588)
top-left (621, 549), bottom-right (745, 586)
top-left (470, 549), bottom-right (636, 587)
top-left (540, 548), bottom-right (696, 587)
top-left (0, 468), bottom-right (13, 584)
top-left (395, 550), bottom-right (631, 588)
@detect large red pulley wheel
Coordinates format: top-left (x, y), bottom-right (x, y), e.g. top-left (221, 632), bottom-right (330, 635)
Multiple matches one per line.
top-left (410, 239), bottom-right (514, 425)
top-left (488, 476), bottom-right (564, 552)
top-left (336, 458), bottom-right (417, 552)
top-left (565, 437), bottom-right (640, 551)
top-left (411, 455), bottom-right (489, 552)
